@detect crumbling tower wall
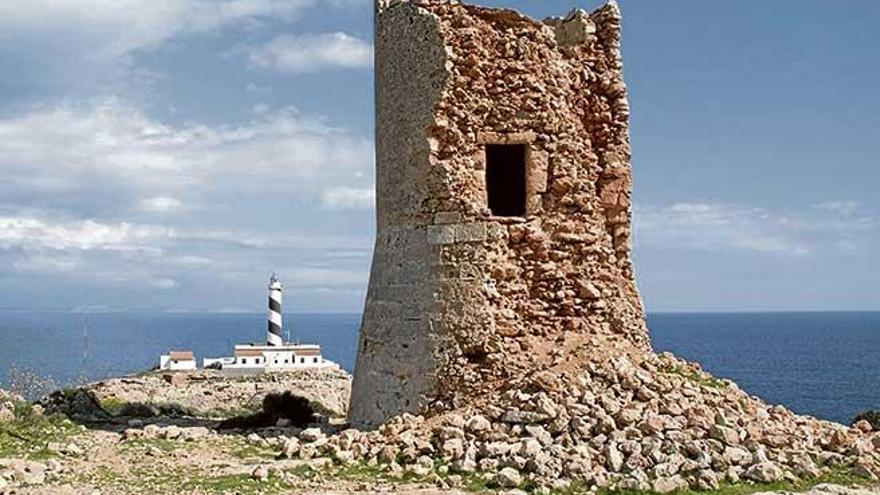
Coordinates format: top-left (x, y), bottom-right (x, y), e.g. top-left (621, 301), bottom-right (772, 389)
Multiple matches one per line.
top-left (351, 0), bottom-right (648, 429)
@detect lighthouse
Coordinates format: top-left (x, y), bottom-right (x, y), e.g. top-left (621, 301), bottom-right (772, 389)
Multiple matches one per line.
top-left (199, 272), bottom-right (340, 372)
top-left (267, 274), bottom-right (284, 346)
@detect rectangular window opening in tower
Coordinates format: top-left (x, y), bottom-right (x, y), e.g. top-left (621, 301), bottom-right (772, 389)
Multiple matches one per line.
top-left (485, 144), bottom-right (527, 217)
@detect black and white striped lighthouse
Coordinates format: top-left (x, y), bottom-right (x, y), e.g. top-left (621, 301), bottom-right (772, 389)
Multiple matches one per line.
top-left (267, 274), bottom-right (284, 346)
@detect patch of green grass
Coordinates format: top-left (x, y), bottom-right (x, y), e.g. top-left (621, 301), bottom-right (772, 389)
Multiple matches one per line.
top-left (543, 480), bottom-right (591, 495)
top-left (74, 464), bottom-right (296, 495)
top-left (658, 363), bottom-right (728, 389)
top-left (186, 473), bottom-right (294, 494)
top-left (460, 471), bottom-right (491, 492)
top-left (75, 465), bottom-right (129, 487)
top-left (119, 437), bottom-right (180, 454)
top-left (287, 464), bottom-right (318, 479)
top-left (59, 387), bottom-right (79, 400)
top-left (97, 396), bottom-right (126, 414)
top-left (321, 458), bottom-right (436, 486)
top-left (323, 460), bottom-right (875, 495)
top-left (541, 467), bottom-right (874, 495)
top-left (230, 443), bottom-right (278, 462)
top-left (334, 461), bottom-right (394, 481)
top-left (0, 399), bottom-right (79, 460)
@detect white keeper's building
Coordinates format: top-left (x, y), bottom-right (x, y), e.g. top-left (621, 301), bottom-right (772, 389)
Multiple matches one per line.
top-left (158, 351), bottom-right (197, 371)
top-left (203, 343), bottom-right (334, 371)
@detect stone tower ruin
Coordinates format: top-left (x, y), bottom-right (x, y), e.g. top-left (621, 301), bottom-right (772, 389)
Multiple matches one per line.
top-left (350, 0), bottom-right (648, 428)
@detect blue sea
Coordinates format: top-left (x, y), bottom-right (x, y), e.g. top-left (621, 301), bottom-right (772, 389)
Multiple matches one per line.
top-left (0, 311), bottom-right (877, 425)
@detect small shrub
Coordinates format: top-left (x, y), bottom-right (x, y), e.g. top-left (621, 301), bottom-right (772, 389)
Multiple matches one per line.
top-left (156, 402), bottom-right (201, 417)
top-left (118, 402), bottom-right (159, 418)
top-left (98, 397), bottom-right (126, 415)
top-left (218, 392), bottom-right (316, 430)
top-left (0, 396), bottom-right (78, 459)
top-left (6, 366), bottom-right (58, 401)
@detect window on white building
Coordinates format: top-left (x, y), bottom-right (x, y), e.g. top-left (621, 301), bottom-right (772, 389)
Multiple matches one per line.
top-left (241, 358), bottom-right (247, 365)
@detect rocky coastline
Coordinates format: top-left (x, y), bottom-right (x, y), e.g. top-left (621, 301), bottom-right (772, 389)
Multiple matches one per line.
top-left (38, 368), bottom-right (352, 422)
top-left (0, 355), bottom-right (878, 495)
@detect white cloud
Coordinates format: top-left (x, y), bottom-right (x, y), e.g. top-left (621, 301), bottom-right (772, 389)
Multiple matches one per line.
top-left (0, 0), bottom-right (319, 60)
top-left (0, 0), bottom-right (369, 96)
top-left (245, 32), bottom-right (373, 73)
top-left (635, 202), bottom-right (877, 257)
top-left (0, 217), bottom-right (168, 252)
top-left (12, 253), bottom-right (79, 273)
top-left (170, 255), bottom-right (214, 267)
top-left (0, 215), bottom-right (368, 260)
top-left (814, 200), bottom-right (858, 215)
top-left (0, 215), bottom-right (370, 297)
top-left (140, 196), bottom-right (182, 213)
top-left (322, 187), bottom-right (375, 209)
top-left (0, 99), bottom-right (372, 202)
top-left (151, 278), bottom-right (180, 289)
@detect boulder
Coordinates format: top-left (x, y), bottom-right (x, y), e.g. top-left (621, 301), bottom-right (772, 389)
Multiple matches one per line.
top-left (0, 403), bottom-right (15, 423)
top-left (501, 409), bottom-right (551, 424)
top-left (652, 475), bottom-right (687, 493)
top-left (744, 462), bottom-right (783, 483)
top-left (143, 424), bottom-right (161, 438)
top-left (723, 446), bottom-right (751, 465)
top-left (251, 465), bottom-right (269, 481)
top-left (792, 454), bottom-right (821, 478)
top-left (493, 467), bottom-right (522, 488)
top-left (179, 427), bottom-right (210, 441)
top-left (282, 438), bottom-right (300, 458)
top-left (605, 443), bottom-right (624, 472)
top-left (163, 373), bottom-right (186, 387)
top-left (852, 458), bottom-right (878, 480)
top-left (299, 428), bottom-right (325, 443)
top-left (440, 439), bottom-right (464, 460)
top-left (709, 424), bottom-right (740, 446)
top-left (465, 414), bottom-right (491, 433)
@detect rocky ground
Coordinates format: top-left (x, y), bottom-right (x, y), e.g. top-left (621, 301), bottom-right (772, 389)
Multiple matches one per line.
top-left (1, 357), bottom-right (879, 495)
top-left (38, 368), bottom-right (352, 421)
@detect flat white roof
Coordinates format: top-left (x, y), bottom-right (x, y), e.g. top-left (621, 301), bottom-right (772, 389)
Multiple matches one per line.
top-left (235, 344), bottom-right (321, 353)
top-left (234, 343), bottom-right (320, 350)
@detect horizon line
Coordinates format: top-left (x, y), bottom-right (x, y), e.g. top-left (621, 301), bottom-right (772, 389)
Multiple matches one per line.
top-left (0, 308), bottom-right (878, 315)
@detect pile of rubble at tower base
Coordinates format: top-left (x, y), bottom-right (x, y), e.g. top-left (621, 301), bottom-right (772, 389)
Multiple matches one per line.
top-left (280, 351), bottom-right (880, 493)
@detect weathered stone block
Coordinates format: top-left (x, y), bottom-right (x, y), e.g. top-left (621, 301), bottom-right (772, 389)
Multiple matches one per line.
top-left (453, 223), bottom-right (488, 243)
top-left (434, 211), bottom-right (463, 224)
top-left (529, 150), bottom-right (549, 193)
top-left (427, 225), bottom-right (456, 245)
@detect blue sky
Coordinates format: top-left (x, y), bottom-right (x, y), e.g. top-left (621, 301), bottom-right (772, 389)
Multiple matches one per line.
top-left (0, 0), bottom-right (877, 313)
